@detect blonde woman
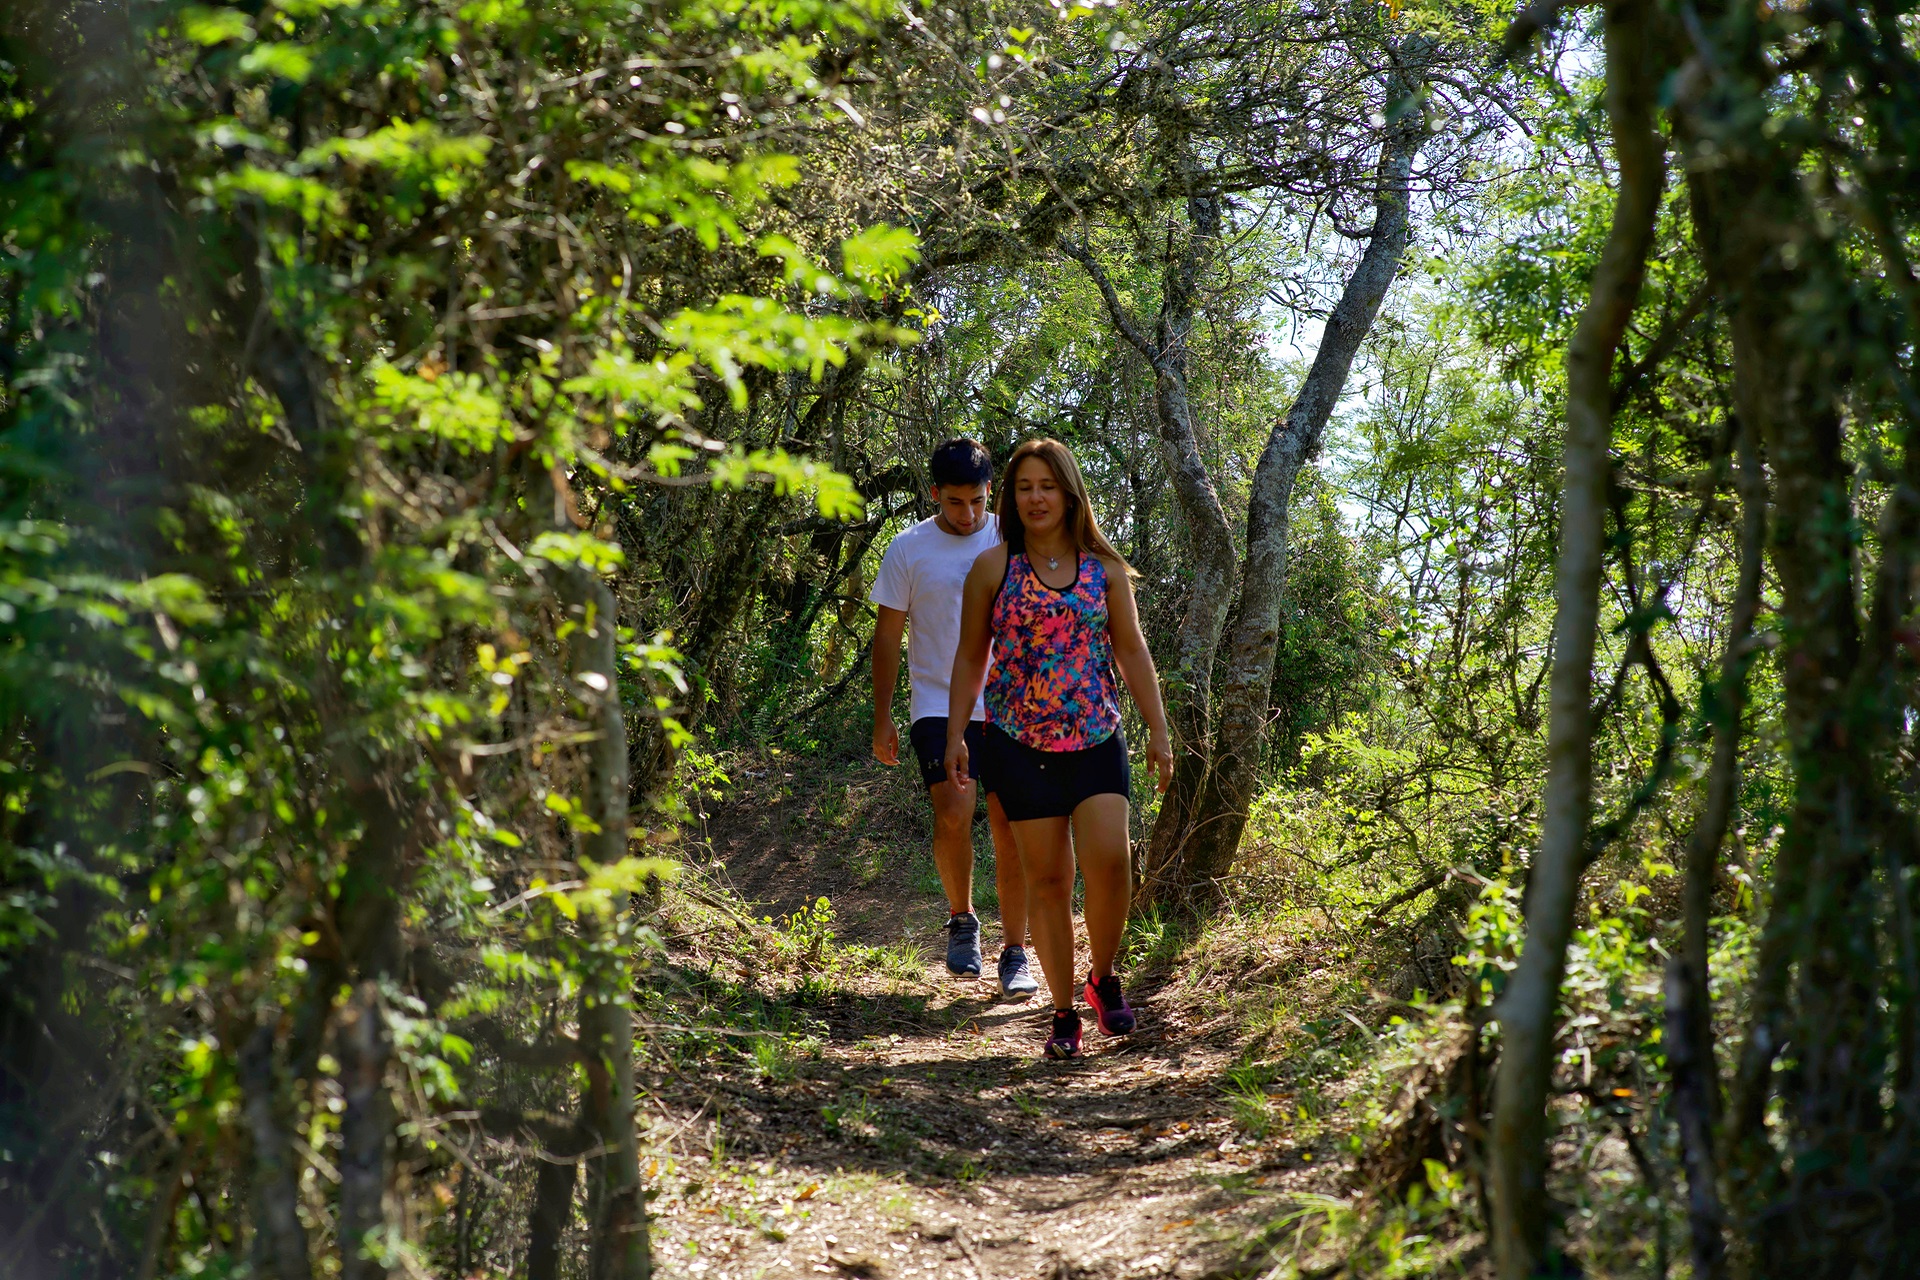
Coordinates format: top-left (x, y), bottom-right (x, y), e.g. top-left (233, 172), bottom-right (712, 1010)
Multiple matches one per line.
top-left (945, 439), bottom-right (1174, 1058)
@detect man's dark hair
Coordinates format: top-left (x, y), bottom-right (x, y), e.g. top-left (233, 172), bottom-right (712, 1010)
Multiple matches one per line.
top-left (928, 437), bottom-right (993, 488)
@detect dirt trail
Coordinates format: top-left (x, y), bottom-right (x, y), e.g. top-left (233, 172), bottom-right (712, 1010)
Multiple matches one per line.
top-left (644, 940), bottom-right (1333, 1280)
top-left (643, 760), bottom-right (1343, 1280)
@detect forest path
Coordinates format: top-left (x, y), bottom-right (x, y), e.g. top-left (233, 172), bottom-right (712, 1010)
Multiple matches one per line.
top-left (642, 754), bottom-right (1343, 1280)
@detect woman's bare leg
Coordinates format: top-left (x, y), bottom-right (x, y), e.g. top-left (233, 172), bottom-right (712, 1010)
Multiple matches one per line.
top-left (1071, 794), bottom-right (1131, 980)
top-left (1008, 815), bottom-right (1075, 1008)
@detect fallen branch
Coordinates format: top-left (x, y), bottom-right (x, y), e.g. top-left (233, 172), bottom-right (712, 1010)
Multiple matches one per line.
top-left (1364, 868), bottom-right (1448, 924)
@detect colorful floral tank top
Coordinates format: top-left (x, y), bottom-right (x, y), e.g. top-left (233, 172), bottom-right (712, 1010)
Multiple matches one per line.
top-left (985, 551), bottom-right (1121, 752)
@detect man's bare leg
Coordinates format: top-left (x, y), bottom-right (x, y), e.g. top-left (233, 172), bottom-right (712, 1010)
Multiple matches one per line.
top-left (930, 775), bottom-right (984, 976)
top-left (929, 776), bottom-right (976, 916)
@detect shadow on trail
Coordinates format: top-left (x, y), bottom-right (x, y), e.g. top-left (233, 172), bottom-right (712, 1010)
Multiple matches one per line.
top-left (658, 972), bottom-right (1248, 1187)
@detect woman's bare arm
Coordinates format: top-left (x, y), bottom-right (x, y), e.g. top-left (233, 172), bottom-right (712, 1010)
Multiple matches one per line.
top-left (1102, 557), bottom-right (1173, 792)
top-left (944, 545), bottom-right (1008, 784)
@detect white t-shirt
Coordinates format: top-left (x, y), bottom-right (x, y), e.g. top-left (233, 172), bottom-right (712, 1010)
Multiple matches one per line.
top-left (870, 514), bottom-right (998, 725)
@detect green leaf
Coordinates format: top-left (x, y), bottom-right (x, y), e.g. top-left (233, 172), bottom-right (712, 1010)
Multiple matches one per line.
top-left (237, 43), bottom-right (316, 83)
top-left (709, 447), bottom-right (864, 520)
top-left (561, 350), bottom-right (702, 426)
top-left (179, 6), bottom-right (255, 45)
top-left (362, 362), bottom-right (512, 454)
top-left (527, 532), bottom-right (627, 575)
top-left (208, 166), bottom-right (344, 224)
top-left (839, 224), bottom-right (920, 296)
top-left (583, 856), bottom-right (682, 894)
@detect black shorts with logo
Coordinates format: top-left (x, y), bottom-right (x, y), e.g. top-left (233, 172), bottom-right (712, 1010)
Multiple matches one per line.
top-left (979, 723), bottom-right (1130, 822)
top-left (908, 717), bottom-right (988, 791)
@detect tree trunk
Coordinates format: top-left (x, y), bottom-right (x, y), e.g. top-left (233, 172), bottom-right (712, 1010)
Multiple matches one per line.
top-left (1662, 414), bottom-right (1763, 1280)
top-left (1487, 5), bottom-right (1664, 1273)
top-left (1665, 962), bottom-right (1726, 1280)
top-left (1676, 21), bottom-right (1896, 1256)
top-left (1061, 195), bottom-right (1240, 909)
top-left (338, 983), bottom-right (394, 1280)
top-left (252, 327), bottom-right (416, 1279)
top-left (560, 539), bottom-right (650, 1280)
top-left (527, 1157), bottom-right (578, 1280)
top-left (240, 1021), bottom-right (316, 1280)
top-left (1172, 50), bottom-right (1430, 905)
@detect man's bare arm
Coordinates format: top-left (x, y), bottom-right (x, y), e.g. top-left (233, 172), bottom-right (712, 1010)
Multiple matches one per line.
top-left (871, 604), bottom-right (908, 765)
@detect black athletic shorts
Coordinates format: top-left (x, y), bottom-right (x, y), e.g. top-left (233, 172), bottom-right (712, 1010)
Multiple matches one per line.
top-left (979, 723), bottom-right (1130, 822)
top-left (908, 717), bottom-right (987, 790)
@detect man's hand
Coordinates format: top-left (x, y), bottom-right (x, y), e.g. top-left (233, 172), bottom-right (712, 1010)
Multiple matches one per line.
top-left (873, 715), bottom-right (900, 766)
top-left (1147, 732), bottom-right (1175, 794)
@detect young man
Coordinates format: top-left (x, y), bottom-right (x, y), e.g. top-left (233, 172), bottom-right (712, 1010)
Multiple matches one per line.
top-left (870, 438), bottom-right (1036, 995)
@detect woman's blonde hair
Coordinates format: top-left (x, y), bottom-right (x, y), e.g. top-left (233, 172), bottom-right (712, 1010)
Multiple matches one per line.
top-left (995, 438), bottom-right (1137, 579)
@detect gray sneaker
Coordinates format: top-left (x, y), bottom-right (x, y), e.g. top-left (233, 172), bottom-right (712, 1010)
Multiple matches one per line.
top-left (945, 912), bottom-right (983, 977)
top-left (997, 946), bottom-right (1038, 999)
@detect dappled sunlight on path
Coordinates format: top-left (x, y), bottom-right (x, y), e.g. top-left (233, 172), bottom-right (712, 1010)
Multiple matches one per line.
top-left (644, 934), bottom-right (1342, 1280)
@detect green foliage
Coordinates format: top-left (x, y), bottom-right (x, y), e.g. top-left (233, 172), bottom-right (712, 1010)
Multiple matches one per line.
top-left (0, 0), bottom-right (914, 1269)
top-left (1254, 1165), bottom-right (1478, 1280)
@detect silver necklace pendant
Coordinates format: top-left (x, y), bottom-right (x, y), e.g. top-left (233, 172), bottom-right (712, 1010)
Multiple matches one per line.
top-left (1046, 555), bottom-right (1059, 571)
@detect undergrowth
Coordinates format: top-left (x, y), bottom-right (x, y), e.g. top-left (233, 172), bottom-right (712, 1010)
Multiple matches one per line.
top-left (1116, 800), bottom-right (1758, 1277)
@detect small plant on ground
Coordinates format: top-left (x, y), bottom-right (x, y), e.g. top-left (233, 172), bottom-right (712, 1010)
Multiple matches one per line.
top-left (1225, 1061), bottom-right (1278, 1139)
top-left (766, 896), bottom-right (838, 973)
top-left (836, 936), bottom-right (926, 984)
top-left (750, 1033), bottom-right (801, 1082)
top-left (821, 1091), bottom-right (879, 1141)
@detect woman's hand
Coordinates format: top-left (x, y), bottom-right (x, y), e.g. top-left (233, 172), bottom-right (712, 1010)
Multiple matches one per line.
top-left (1147, 732), bottom-right (1174, 794)
top-left (944, 732), bottom-right (971, 789)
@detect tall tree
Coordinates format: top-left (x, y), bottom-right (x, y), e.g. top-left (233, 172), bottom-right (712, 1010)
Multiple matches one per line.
top-left (1064, 193), bottom-right (1240, 893)
top-left (1157, 39), bottom-right (1434, 904)
top-left (1486, 0), bottom-right (1666, 1271)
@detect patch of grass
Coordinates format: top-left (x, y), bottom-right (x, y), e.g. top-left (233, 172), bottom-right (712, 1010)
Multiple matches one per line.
top-left (816, 785), bottom-right (846, 828)
top-left (908, 846), bottom-right (944, 899)
top-left (1244, 1165), bottom-right (1479, 1279)
top-left (1209, 1170), bottom-right (1268, 1199)
top-left (1229, 1089), bottom-right (1273, 1140)
top-left (794, 970), bottom-right (836, 1003)
top-left (970, 821), bottom-right (1007, 912)
top-left (877, 1186), bottom-right (915, 1227)
top-left (820, 1171), bottom-right (883, 1203)
top-left (1224, 1061), bottom-right (1278, 1139)
top-left (845, 840), bottom-right (891, 887)
top-left (836, 936), bottom-right (926, 984)
top-left (750, 1035), bottom-right (799, 1082)
top-left (821, 1090), bottom-right (878, 1141)
top-left (1123, 906), bottom-right (1193, 975)
top-left (765, 896), bottom-right (837, 971)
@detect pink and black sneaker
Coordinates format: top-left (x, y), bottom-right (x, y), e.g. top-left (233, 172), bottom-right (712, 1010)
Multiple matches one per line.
top-left (1044, 1008), bottom-right (1083, 1059)
top-left (1084, 972), bottom-right (1136, 1036)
